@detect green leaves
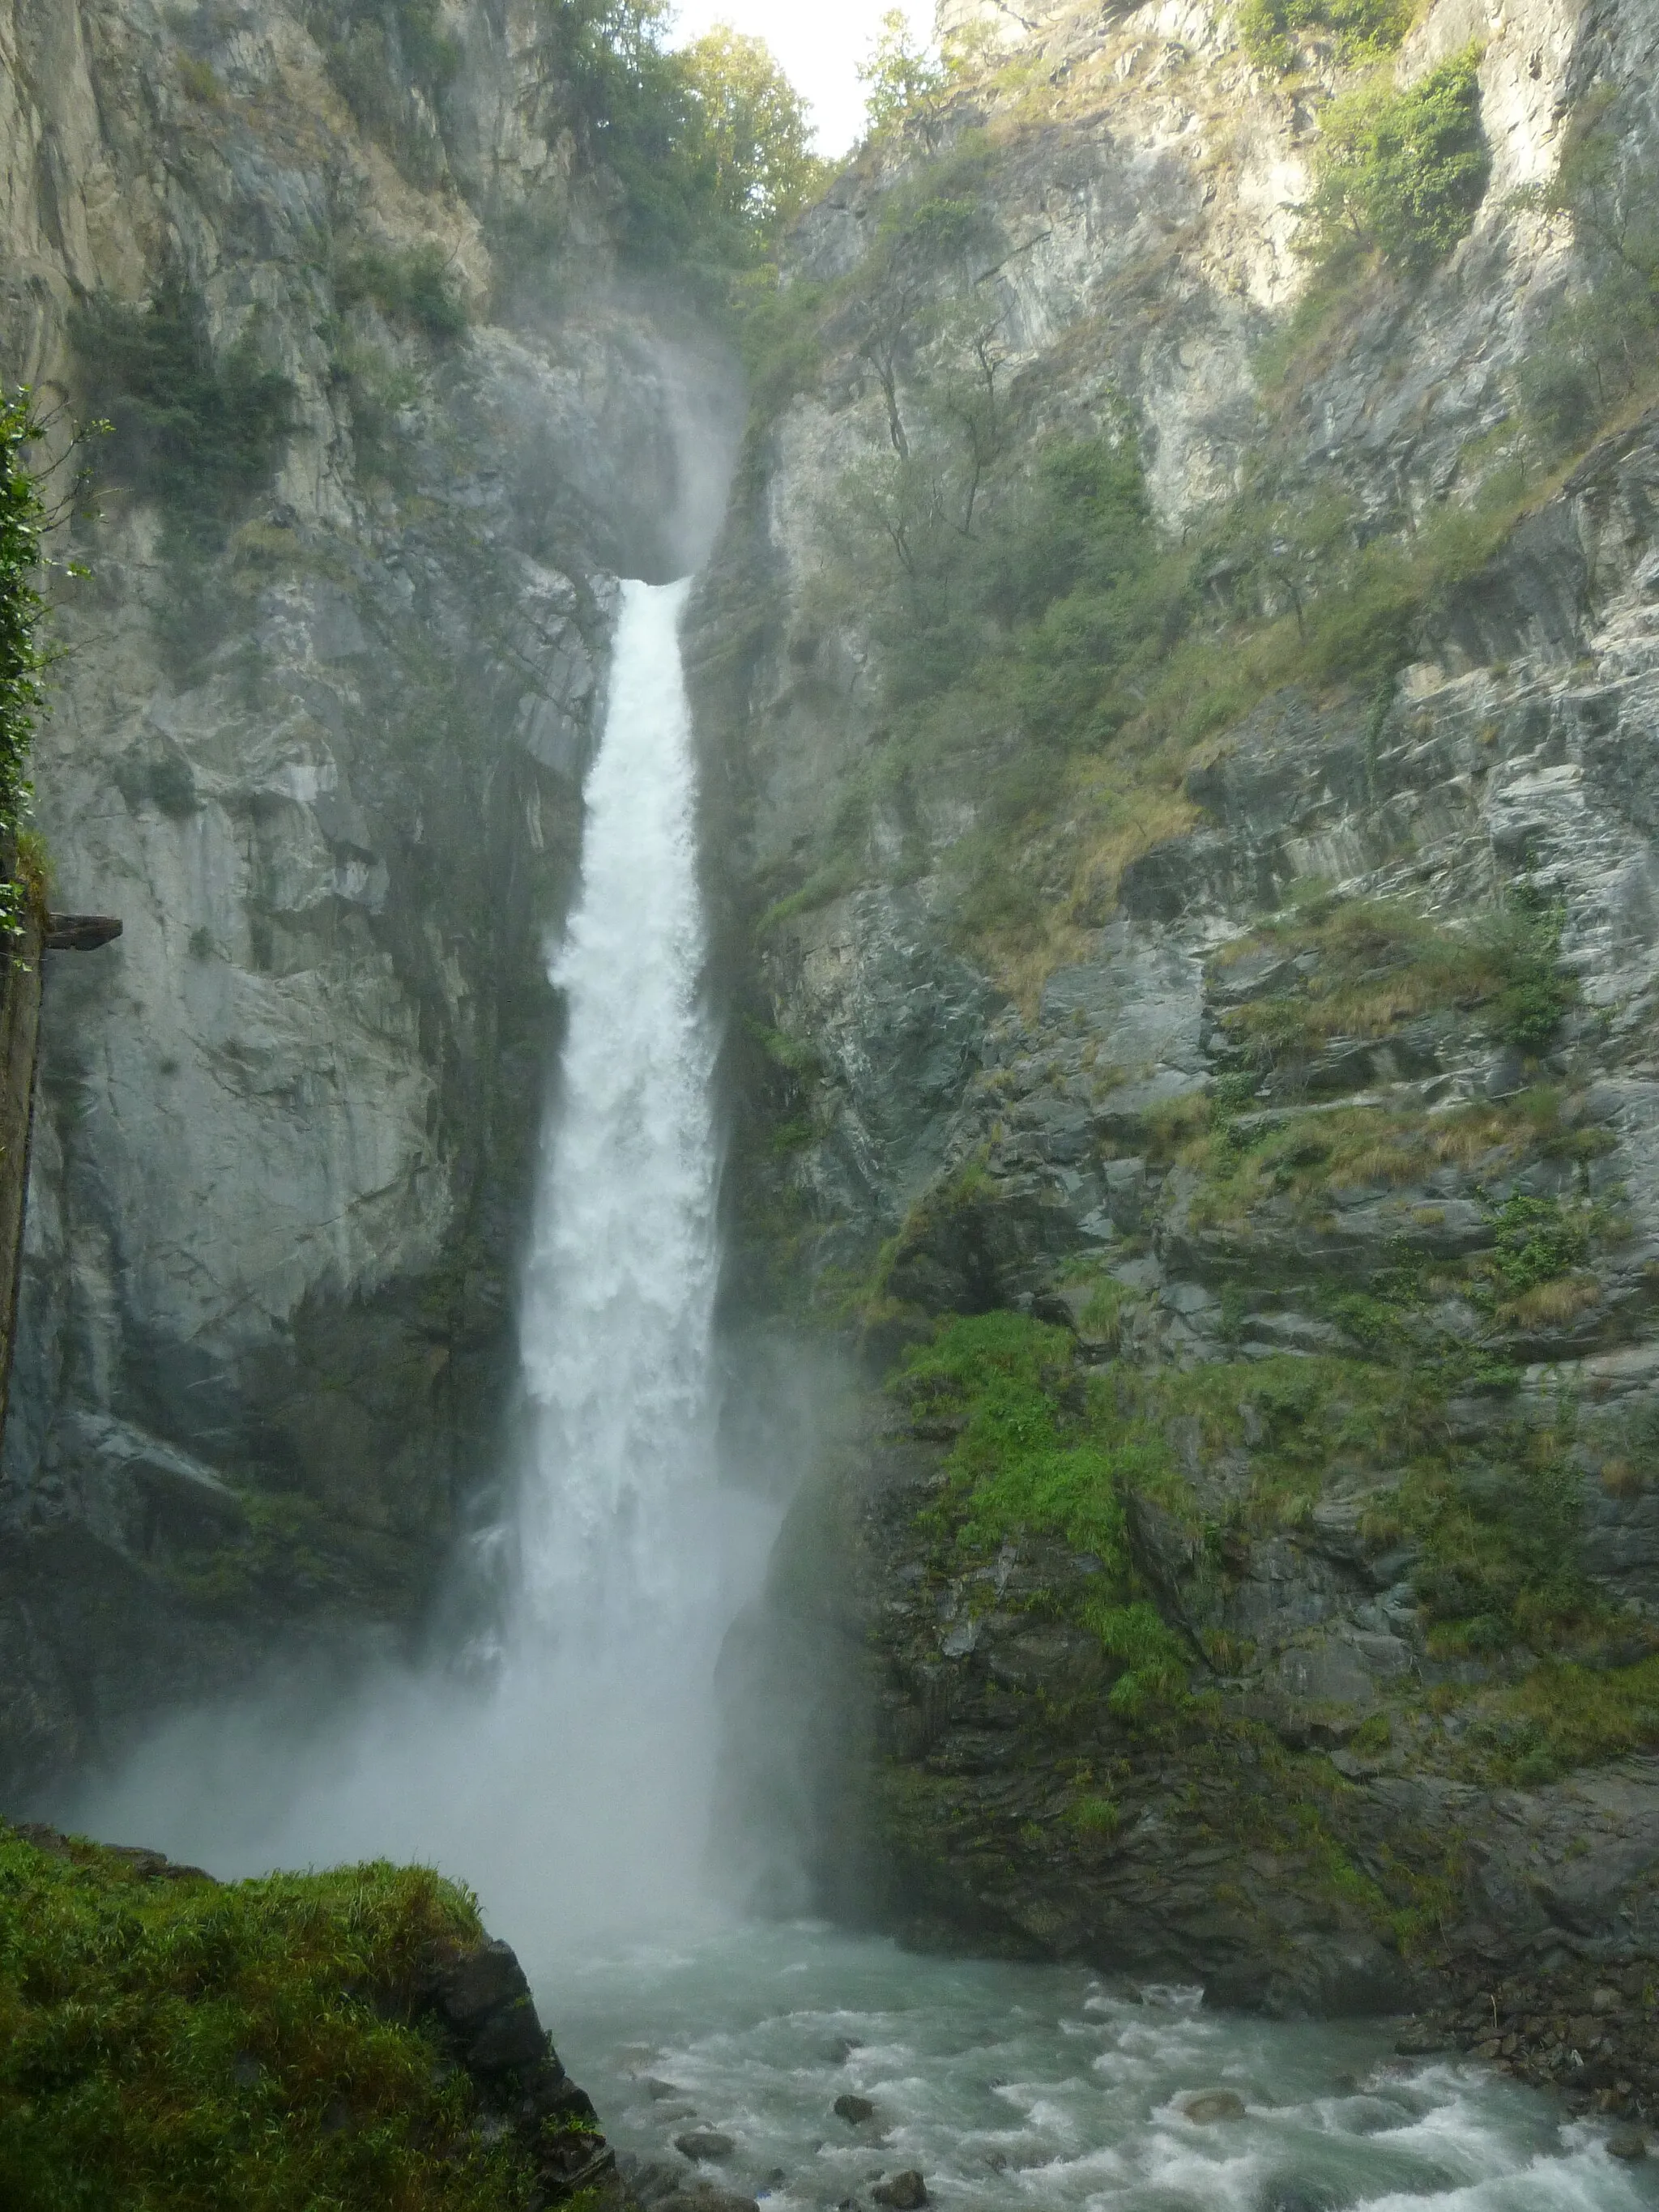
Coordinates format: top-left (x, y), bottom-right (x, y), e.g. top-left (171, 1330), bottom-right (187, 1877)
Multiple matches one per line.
top-left (1303, 49), bottom-right (1491, 277)
top-left (70, 283), bottom-right (293, 548)
top-left (858, 9), bottom-right (947, 139)
top-left (1240, 0), bottom-right (1411, 75)
top-left (529, 1), bottom-right (817, 269)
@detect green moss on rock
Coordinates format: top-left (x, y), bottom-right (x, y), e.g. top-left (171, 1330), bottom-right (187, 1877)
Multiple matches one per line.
top-left (0, 1825), bottom-right (597, 2212)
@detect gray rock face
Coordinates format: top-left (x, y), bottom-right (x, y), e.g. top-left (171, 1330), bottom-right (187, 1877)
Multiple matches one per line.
top-left (0, 0), bottom-right (740, 1792)
top-left (693, 0), bottom-right (1659, 2051)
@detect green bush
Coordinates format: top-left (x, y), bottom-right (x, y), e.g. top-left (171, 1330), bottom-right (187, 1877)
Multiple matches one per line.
top-left (1486, 1194), bottom-right (1595, 1295)
top-left (1304, 48), bottom-right (1491, 276)
top-left (1240, 0), bottom-right (1411, 74)
top-left (1484, 896), bottom-right (1577, 1049)
top-left (70, 282), bottom-right (293, 548)
top-left (0, 1828), bottom-right (557, 2212)
top-left (337, 244), bottom-right (467, 339)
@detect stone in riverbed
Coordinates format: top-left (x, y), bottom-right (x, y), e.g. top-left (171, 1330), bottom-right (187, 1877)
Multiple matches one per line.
top-left (872, 2172), bottom-right (929, 2208)
top-left (834, 2093), bottom-right (876, 2124)
top-left (1609, 2129), bottom-right (1648, 2160)
top-left (675, 2130), bottom-right (736, 2162)
top-left (1182, 2090), bottom-right (1247, 2123)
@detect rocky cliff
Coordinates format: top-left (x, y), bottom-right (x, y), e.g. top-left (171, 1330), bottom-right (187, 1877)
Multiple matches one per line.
top-left (693, 0), bottom-right (1659, 2093)
top-left (0, 0), bottom-right (740, 1795)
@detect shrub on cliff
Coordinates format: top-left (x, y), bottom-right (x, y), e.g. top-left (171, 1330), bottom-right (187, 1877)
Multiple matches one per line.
top-left (1516, 91), bottom-right (1659, 454)
top-left (1303, 49), bottom-right (1491, 277)
top-left (337, 243), bottom-right (469, 340)
top-left (1240, 0), bottom-right (1411, 75)
top-left (70, 282), bottom-right (293, 551)
top-left (304, 0), bottom-right (461, 181)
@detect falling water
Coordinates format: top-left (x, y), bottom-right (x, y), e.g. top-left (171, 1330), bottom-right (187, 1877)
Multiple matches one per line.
top-left (56, 577), bottom-right (774, 1950)
top-left (516, 577), bottom-right (720, 1646)
top-left (497, 574), bottom-right (772, 1935)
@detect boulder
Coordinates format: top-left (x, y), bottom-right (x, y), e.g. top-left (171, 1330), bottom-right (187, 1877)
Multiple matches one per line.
top-left (674, 2131), bottom-right (736, 2163)
top-left (872, 2172), bottom-right (928, 2209)
top-left (1181, 2090), bottom-right (1247, 2123)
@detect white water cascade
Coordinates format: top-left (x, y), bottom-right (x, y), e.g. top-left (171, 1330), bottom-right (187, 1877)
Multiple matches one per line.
top-left (497, 573), bottom-right (774, 1937)
top-left (517, 576), bottom-right (721, 1645)
top-left (62, 577), bottom-right (774, 1955)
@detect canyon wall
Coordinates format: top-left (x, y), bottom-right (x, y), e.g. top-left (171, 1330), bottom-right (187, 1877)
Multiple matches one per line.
top-left (0, 0), bottom-right (738, 1793)
top-left (694, 0), bottom-right (1659, 2068)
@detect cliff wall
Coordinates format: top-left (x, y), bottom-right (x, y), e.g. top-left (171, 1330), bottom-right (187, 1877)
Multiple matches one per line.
top-left (693, 0), bottom-right (1659, 2085)
top-left (0, 0), bottom-right (739, 1795)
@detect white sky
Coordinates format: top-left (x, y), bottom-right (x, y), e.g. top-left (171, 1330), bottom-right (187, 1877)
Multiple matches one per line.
top-left (667, 1), bottom-right (936, 157)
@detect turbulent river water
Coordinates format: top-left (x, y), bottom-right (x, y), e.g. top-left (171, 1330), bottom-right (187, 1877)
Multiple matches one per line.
top-left (548, 1921), bottom-right (1659, 2212)
top-left (61, 580), bottom-right (1659, 2212)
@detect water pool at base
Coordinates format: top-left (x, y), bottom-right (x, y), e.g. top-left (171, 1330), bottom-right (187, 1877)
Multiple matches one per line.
top-left (539, 1921), bottom-right (1657, 2212)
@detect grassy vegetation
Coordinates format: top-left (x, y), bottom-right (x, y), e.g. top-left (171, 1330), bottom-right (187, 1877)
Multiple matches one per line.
top-left (0, 1828), bottom-right (569, 2212)
top-left (895, 1312), bottom-right (1192, 1715)
top-left (1239, 0), bottom-right (1412, 74)
top-left (1210, 893), bottom-right (1579, 1074)
top-left (1501, 1656), bottom-right (1659, 1775)
top-left (887, 1278), bottom-right (1640, 1745)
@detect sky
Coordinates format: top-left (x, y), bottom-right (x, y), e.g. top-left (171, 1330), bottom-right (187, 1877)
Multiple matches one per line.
top-left (667, 0), bottom-right (936, 157)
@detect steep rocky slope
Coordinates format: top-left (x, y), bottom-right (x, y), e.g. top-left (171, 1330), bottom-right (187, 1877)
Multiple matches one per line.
top-left (694, 0), bottom-right (1659, 2085)
top-left (0, 0), bottom-right (739, 1793)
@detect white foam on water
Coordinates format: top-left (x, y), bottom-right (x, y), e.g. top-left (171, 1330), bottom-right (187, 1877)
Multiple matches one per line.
top-left (549, 1921), bottom-right (1659, 2212)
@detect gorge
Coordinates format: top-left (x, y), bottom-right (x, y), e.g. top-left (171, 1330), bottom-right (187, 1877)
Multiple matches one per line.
top-left (7, 0), bottom-right (1659, 2205)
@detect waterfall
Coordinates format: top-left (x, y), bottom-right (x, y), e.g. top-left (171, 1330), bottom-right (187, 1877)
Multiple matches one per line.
top-left (516, 578), bottom-right (719, 1646)
top-left (59, 577), bottom-right (775, 1954)
top-left (480, 575), bottom-right (769, 1938)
